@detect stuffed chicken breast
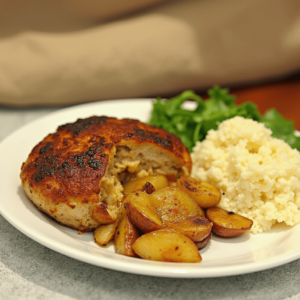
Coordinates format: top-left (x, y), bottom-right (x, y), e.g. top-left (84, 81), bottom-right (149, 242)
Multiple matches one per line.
top-left (20, 116), bottom-right (191, 231)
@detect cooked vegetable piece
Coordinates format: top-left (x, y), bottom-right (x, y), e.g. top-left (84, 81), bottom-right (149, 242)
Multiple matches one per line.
top-left (91, 202), bottom-right (116, 224)
top-left (206, 207), bottom-right (253, 237)
top-left (177, 176), bottom-right (221, 208)
top-left (151, 186), bottom-right (202, 223)
top-left (94, 222), bottom-right (117, 246)
top-left (164, 215), bottom-right (212, 242)
top-left (198, 206), bottom-right (205, 217)
top-left (141, 182), bottom-right (156, 194)
top-left (132, 229), bottom-right (202, 263)
top-left (117, 202), bottom-right (127, 221)
top-left (94, 202), bottom-right (127, 246)
top-left (195, 233), bottom-right (211, 250)
top-left (124, 191), bottom-right (164, 233)
top-left (123, 175), bottom-right (169, 195)
top-left (114, 215), bottom-right (140, 257)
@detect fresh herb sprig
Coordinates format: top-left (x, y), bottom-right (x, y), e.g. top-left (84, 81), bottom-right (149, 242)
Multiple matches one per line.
top-left (148, 86), bottom-right (300, 152)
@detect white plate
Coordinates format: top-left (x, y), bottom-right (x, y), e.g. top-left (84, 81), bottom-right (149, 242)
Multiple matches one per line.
top-left (1, 99), bottom-right (300, 278)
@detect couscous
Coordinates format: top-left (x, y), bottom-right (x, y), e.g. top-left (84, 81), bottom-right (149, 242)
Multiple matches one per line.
top-left (191, 116), bottom-right (300, 233)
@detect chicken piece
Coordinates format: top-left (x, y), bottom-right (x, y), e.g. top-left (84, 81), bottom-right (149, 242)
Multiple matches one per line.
top-left (20, 116), bottom-right (191, 231)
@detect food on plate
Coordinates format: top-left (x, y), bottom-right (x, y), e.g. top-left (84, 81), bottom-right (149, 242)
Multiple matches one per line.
top-left (206, 207), bottom-right (253, 237)
top-left (192, 116), bottom-right (300, 233)
top-left (114, 215), bottom-right (140, 257)
top-left (94, 202), bottom-right (127, 246)
top-left (177, 176), bottom-right (221, 208)
top-left (123, 175), bottom-right (169, 194)
top-left (141, 181), bottom-right (156, 194)
top-left (124, 186), bottom-right (212, 240)
top-left (124, 191), bottom-right (164, 233)
top-left (122, 184), bottom-right (214, 259)
top-left (163, 215), bottom-right (212, 242)
top-left (195, 233), bottom-right (211, 250)
top-left (151, 186), bottom-right (204, 222)
top-left (148, 86), bottom-right (300, 152)
top-left (94, 222), bottom-right (117, 246)
top-left (132, 229), bottom-right (202, 263)
top-left (21, 103), bottom-right (272, 263)
top-left (20, 116), bottom-right (191, 232)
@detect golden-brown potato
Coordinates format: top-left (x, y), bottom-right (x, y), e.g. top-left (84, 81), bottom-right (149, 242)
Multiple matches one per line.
top-left (197, 206), bottom-right (205, 217)
top-left (132, 229), bottom-right (201, 263)
top-left (177, 176), bottom-right (221, 208)
top-left (124, 191), bottom-right (164, 233)
top-left (123, 175), bottom-right (169, 194)
top-left (151, 186), bottom-right (202, 223)
top-left (94, 202), bottom-right (127, 246)
top-left (195, 233), bottom-right (211, 250)
top-left (164, 215), bottom-right (212, 242)
top-left (94, 222), bottom-right (117, 246)
top-left (114, 215), bottom-right (140, 257)
top-left (206, 207), bottom-right (253, 237)
top-left (117, 202), bottom-right (127, 221)
top-left (91, 202), bottom-right (116, 224)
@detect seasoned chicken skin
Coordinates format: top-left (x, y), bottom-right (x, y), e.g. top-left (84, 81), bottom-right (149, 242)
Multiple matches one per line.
top-left (20, 116), bottom-right (191, 231)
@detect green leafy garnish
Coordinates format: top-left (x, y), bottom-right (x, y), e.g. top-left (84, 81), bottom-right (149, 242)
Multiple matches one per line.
top-left (261, 109), bottom-right (300, 150)
top-left (148, 86), bottom-right (300, 152)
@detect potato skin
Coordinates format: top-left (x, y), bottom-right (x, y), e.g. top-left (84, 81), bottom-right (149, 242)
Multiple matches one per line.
top-left (206, 207), bottom-right (253, 237)
top-left (124, 191), bottom-right (164, 233)
top-left (195, 233), bottom-right (211, 250)
top-left (177, 176), bottom-right (221, 208)
top-left (132, 229), bottom-right (202, 263)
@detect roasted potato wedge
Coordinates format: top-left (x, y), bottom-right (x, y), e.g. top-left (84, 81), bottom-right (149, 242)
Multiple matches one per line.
top-left (117, 202), bottom-right (127, 221)
top-left (206, 207), bottom-right (253, 237)
top-left (123, 175), bottom-right (169, 194)
top-left (124, 191), bottom-right (164, 233)
top-left (197, 206), bottom-right (205, 217)
top-left (94, 222), bottom-right (117, 246)
top-left (94, 202), bottom-right (127, 246)
top-left (151, 186), bottom-right (203, 223)
top-left (177, 176), bottom-right (221, 208)
top-left (132, 229), bottom-right (202, 263)
top-left (91, 202), bottom-right (116, 224)
top-left (164, 215), bottom-right (212, 242)
top-left (114, 215), bottom-right (140, 257)
top-left (195, 233), bottom-right (211, 250)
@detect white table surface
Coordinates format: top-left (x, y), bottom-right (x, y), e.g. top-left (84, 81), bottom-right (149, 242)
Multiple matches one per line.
top-left (1, 106), bottom-right (300, 300)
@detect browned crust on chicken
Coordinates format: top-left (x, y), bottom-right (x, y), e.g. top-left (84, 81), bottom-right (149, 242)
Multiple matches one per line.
top-left (20, 116), bottom-right (191, 231)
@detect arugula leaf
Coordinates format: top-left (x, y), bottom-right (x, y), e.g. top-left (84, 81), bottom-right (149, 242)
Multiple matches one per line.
top-left (148, 86), bottom-right (300, 152)
top-left (262, 109), bottom-right (300, 150)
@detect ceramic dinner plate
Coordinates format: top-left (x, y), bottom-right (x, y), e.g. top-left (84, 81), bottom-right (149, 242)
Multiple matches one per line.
top-left (1, 99), bottom-right (300, 278)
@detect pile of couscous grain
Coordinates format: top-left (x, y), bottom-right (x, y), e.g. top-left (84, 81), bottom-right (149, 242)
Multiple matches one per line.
top-left (191, 116), bottom-right (300, 233)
